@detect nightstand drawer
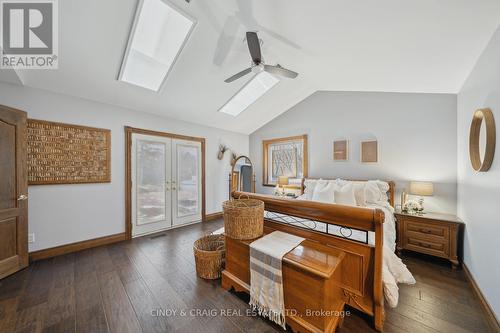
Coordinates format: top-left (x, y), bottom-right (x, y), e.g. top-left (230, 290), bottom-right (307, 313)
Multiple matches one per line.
top-left (406, 220), bottom-right (449, 240)
top-left (405, 237), bottom-right (448, 258)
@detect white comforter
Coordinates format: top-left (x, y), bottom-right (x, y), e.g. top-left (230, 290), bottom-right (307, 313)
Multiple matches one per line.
top-left (366, 202), bottom-right (415, 307)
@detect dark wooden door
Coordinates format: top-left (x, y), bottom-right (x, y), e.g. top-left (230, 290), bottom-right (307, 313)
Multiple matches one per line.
top-left (0, 105), bottom-right (28, 279)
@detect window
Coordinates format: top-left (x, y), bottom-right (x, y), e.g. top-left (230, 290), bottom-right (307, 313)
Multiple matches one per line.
top-left (262, 135), bottom-right (308, 186)
top-left (219, 71), bottom-right (279, 116)
top-left (118, 0), bottom-right (195, 91)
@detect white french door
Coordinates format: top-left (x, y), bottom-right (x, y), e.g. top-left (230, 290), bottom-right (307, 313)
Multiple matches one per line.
top-left (131, 134), bottom-right (202, 237)
top-left (172, 139), bottom-right (203, 226)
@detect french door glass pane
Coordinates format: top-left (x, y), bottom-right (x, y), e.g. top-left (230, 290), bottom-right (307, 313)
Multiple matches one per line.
top-left (177, 144), bottom-right (199, 217)
top-left (137, 140), bottom-right (166, 225)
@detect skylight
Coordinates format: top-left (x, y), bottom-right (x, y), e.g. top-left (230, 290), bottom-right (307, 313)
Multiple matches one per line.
top-left (219, 72), bottom-right (279, 116)
top-left (118, 0), bottom-right (195, 92)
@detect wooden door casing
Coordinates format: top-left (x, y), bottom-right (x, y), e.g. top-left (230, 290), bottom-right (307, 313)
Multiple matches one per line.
top-left (0, 105), bottom-right (28, 279)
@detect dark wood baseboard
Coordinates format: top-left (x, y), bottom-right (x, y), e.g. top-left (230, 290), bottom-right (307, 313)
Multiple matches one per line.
top-left (463, 263), bottom-right (500, 333)
top-left (29, 232), bottom-right (127, 262)
top-left (204, 211), bottom-right (223, 222)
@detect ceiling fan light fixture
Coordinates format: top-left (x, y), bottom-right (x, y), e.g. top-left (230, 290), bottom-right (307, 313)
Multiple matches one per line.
top-left (252, 63), bottom-right (265, 74)
top-left (219, 71), bottom-right (279, 116)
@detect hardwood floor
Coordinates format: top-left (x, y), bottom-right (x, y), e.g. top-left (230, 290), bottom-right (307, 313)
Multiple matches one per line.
top-left (0, 219), bottom-right (492, 333)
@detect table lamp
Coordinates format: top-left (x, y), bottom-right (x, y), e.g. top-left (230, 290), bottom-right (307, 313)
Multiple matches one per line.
top-left (277, 176), bottom-right (289, 195)
top-left (409, 181), bottom-right (434, 212)
top-left (278, 176), bottom-right (289, 186)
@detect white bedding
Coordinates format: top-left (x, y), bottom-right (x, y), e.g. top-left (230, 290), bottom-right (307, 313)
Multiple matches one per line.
top-left (299, 178), bottom-right (416, 307)
top-left (366, 201), bottom-right (416, 307)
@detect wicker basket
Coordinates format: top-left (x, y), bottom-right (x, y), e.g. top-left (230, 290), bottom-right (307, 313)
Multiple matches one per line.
top-left (223, 198), bottom-right (264, 240)
top-left (193, 234), bottom-right (225, 279)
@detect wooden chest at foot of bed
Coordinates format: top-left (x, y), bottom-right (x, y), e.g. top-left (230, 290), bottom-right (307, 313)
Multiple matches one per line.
top-left (222, 235), bottom-right (346, 333)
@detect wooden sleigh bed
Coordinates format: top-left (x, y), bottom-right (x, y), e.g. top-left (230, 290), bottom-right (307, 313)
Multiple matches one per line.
top-left (221, 181), bottom-right (395, 333)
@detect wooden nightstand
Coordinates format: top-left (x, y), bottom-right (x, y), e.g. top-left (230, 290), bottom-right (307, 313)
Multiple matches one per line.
top-left (395, 210), bottom-right (464, 269)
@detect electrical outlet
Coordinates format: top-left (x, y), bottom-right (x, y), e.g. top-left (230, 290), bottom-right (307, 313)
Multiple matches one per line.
top-left (28, 233), bottom-right (35, 243)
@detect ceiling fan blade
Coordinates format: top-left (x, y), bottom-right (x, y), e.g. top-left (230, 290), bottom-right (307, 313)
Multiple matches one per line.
top-left (246, 31), bottom-right (262, 64)
top-left (264, 64), bottom-right (298, 79)
top-left (224, 67), bottom-right (252, 83)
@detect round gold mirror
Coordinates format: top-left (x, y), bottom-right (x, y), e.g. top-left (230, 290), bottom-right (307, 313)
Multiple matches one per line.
top-left (230, 156), bottom-right (255, 194)
top-left (469, 108), bottom-right (496, 172)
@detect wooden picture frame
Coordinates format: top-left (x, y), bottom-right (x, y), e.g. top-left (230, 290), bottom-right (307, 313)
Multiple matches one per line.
top-left (27, 119), bottom-right (111, 185)
top-left (361, 140), bottom-right (378, 163)
top-left (262, 135), bottom-right (308, 187)
top-left (333, 139), bottom-right (348, 161)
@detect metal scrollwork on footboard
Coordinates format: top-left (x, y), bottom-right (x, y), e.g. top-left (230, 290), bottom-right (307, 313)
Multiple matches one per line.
top-left (264, 210), bottom-right (369, 244)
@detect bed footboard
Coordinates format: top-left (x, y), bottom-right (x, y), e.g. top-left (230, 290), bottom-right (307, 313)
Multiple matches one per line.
top-left (231, 191), bottom-right (386, 331)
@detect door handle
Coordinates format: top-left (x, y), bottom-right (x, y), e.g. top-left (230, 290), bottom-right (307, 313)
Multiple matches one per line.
top-left (17, 194), bottom-right (28, 201)
top-left (172, 187), bottom-right (176, 191)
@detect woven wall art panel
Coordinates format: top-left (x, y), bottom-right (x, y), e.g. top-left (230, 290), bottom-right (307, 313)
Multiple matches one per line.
top-left (27, 119), bottom-right (111, 185)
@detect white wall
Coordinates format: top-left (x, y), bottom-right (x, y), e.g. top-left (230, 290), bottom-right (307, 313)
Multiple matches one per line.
top-left (0, 82), bottom-right (248, 252)
top-left (250, 91), bottom-right (457, 214)
top-left (457, 26), bottom-right (500, 319)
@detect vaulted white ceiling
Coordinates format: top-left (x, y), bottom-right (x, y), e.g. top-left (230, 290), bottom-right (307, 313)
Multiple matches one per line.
top-left (1, 0), bottom-right (500, 134)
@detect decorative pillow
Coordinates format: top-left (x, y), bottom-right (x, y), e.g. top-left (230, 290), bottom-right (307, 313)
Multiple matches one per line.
top-left (375, 180), bottom-right (390, 193)
top-left (303, 179), bottom-right (318, 200)
top-left (375, 180), bottom-right (390, 203)
top-left (334, 182), bottom-right (357, 206)
top-left (335, 178), bottom-right (349, 187)
top-left (352, 182), bottom-right (367, 206)
top-left (365, 180), bottom-right (390, 204)
top-left (311, 181), bottom-right (335, 203)
top-left (313, 179), bottom-right (328, 192)
top-left (364, 181), bottom-right (382, 203)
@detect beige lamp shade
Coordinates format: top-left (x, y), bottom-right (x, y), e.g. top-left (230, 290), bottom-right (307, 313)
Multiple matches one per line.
top-left (278, 176), bottom-right (289, 186)
top-left (409, 181), bottom-right (434, 196)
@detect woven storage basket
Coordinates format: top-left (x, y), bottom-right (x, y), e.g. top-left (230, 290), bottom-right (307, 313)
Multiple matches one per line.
top-left (223, 198), bottom-right (264, 240)
top-left (193, 234), bottom-right (225, 279)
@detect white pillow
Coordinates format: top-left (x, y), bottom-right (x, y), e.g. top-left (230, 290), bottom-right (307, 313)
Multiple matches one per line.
top-left (375, 180), bottom-right (390, 193)
top-left (335, 178), bottom-right (348, 187)
top-left (365, 181), bottom-right (382, 203)
top-left (334, 182), bottom-right (357, 206)
top-left (375, 180), bottom-right (390, 203)
top-left (311, 181), bottom-right (335, 203)
top-left (303, 179), bottom-right (318, 200)
top-left (352, 182), bottom-right (367, 206)
top-left (313, 179), bottom-right (328, 192)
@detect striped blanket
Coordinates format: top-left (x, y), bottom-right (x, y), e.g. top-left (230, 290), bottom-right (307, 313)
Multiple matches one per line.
top-left (249, 231), bottom-right (305, 329)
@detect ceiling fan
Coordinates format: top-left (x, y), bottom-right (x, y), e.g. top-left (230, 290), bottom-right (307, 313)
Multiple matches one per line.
top-left (224, 31), bottom-right (299, 83)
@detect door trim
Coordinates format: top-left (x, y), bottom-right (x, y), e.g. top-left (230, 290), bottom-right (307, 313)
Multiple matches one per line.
top-left (125, 127), bottom-right (206, 240)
